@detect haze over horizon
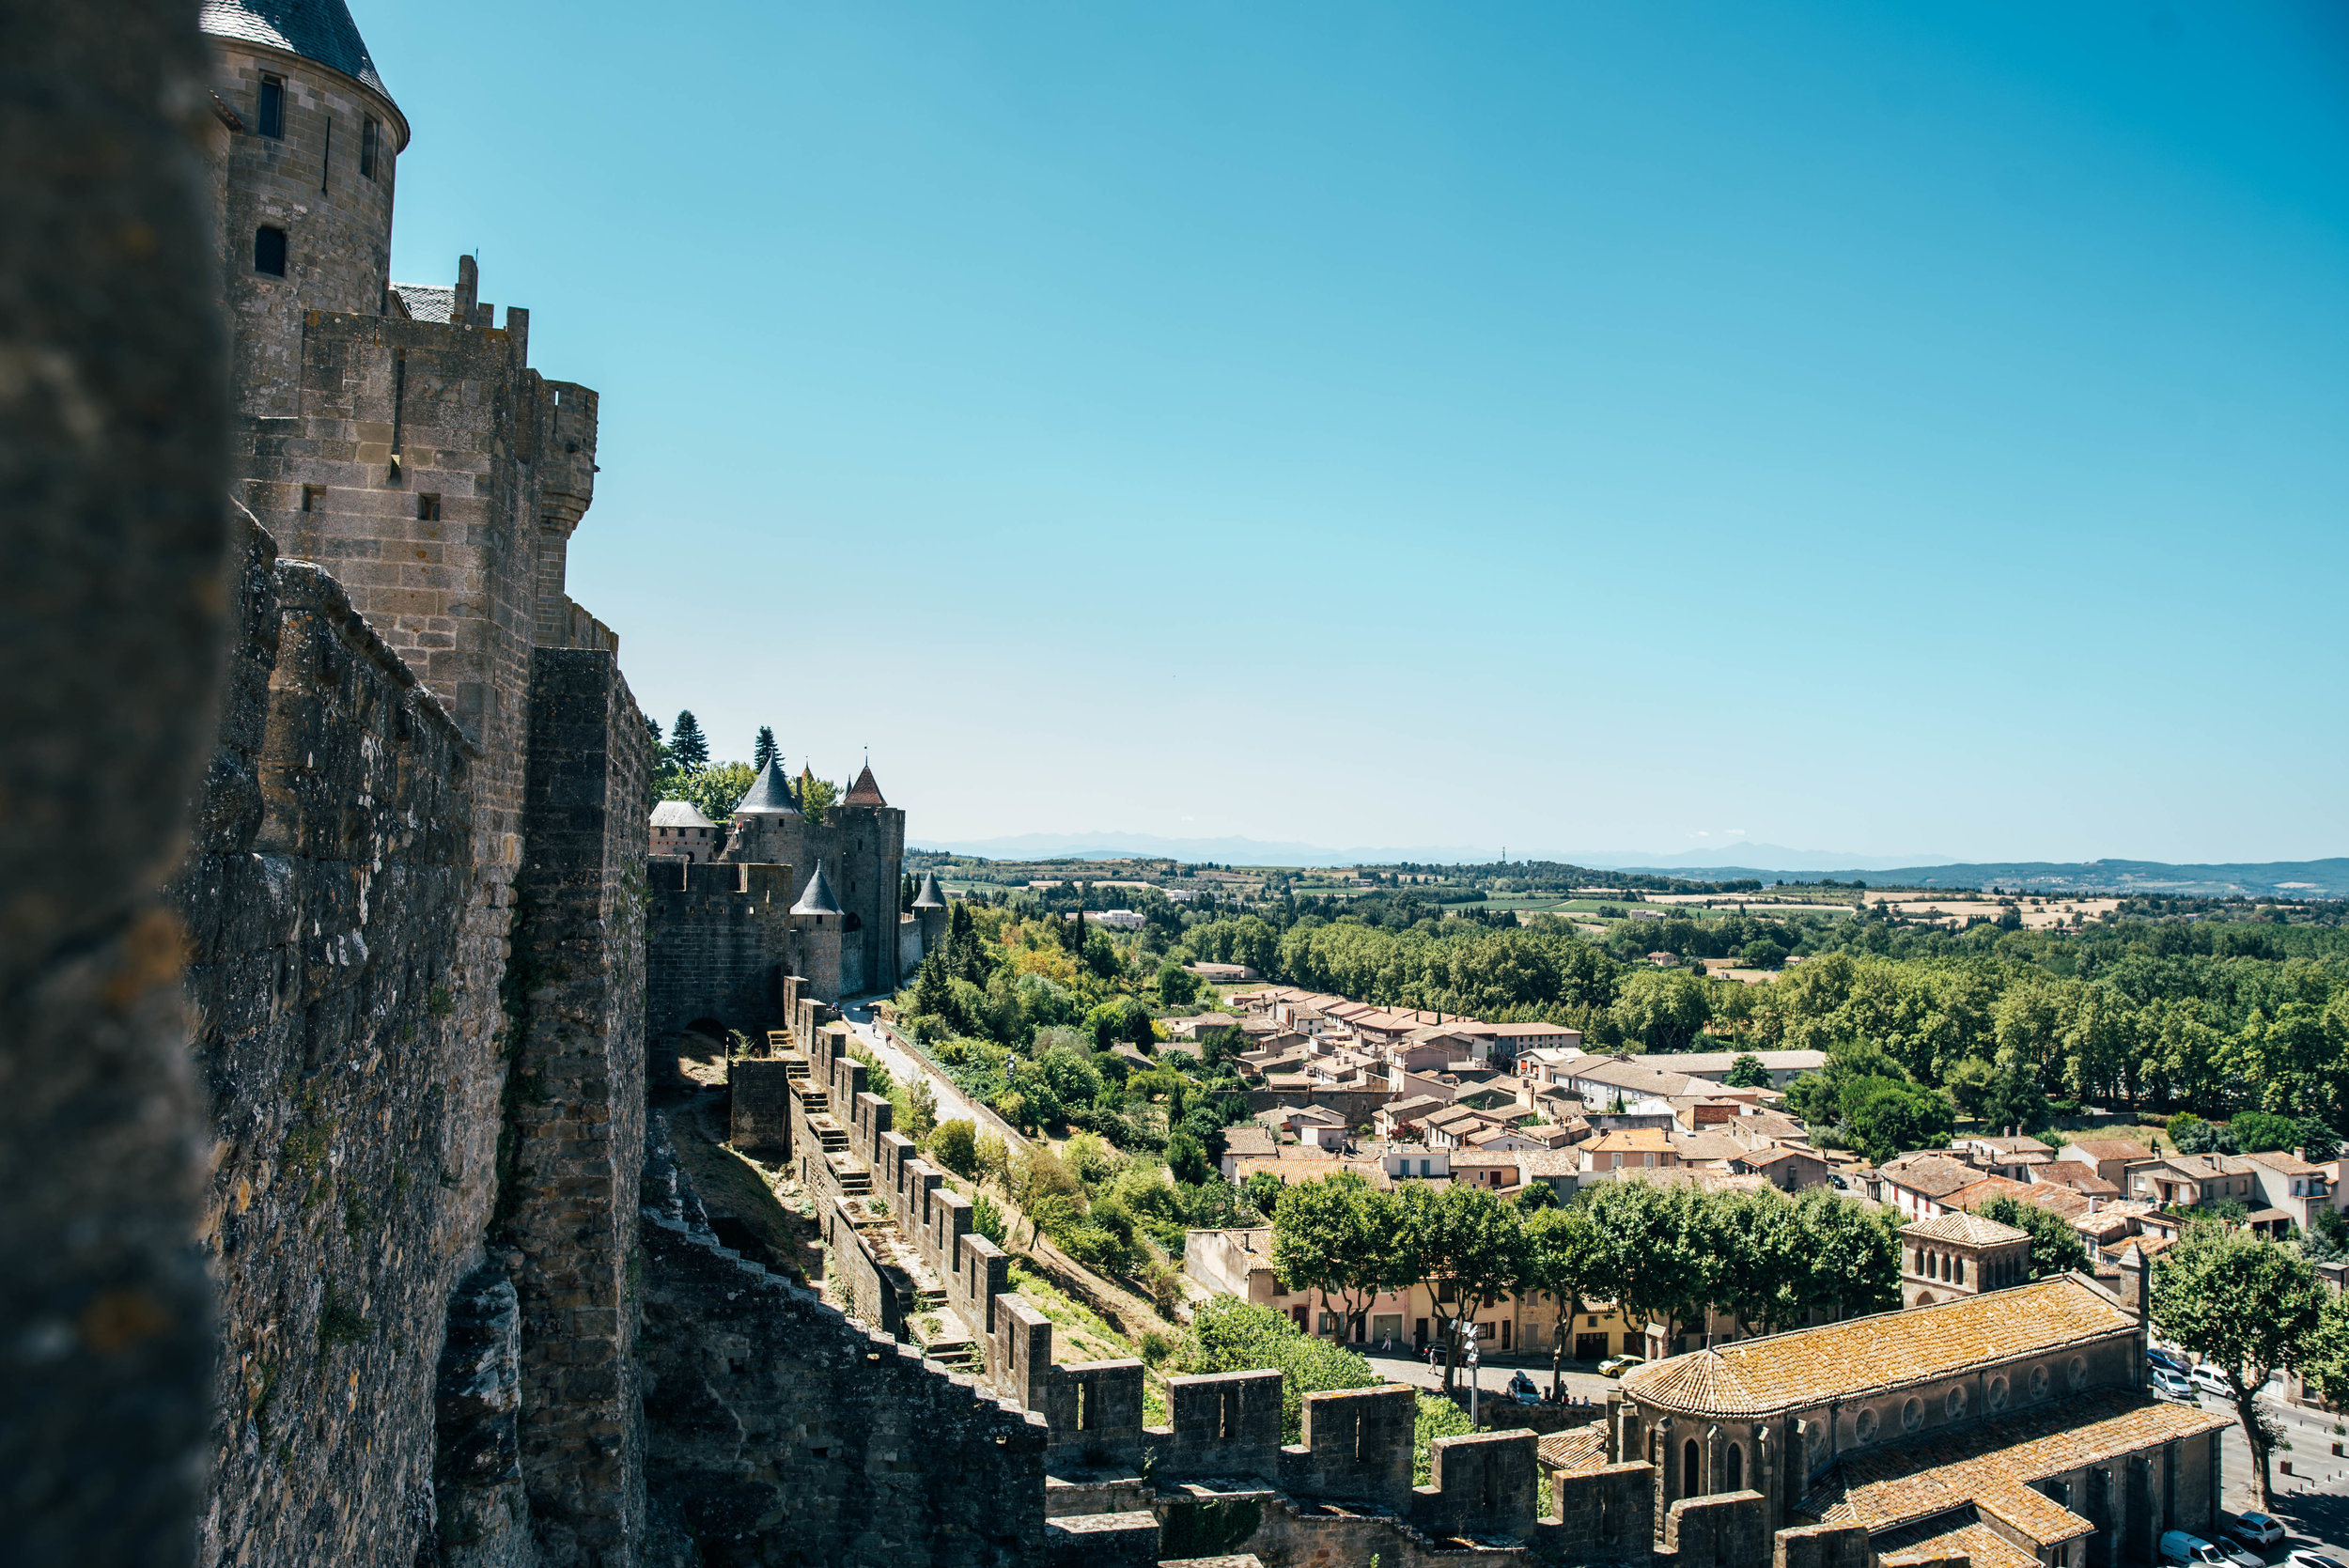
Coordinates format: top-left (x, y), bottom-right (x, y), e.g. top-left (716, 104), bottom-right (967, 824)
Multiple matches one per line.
top-left (374, 0), bottom-right (2349, 865)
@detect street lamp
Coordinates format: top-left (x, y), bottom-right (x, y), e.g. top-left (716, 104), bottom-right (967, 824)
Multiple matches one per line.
top-left (1466, 1321), bottom-right (1481, 1428)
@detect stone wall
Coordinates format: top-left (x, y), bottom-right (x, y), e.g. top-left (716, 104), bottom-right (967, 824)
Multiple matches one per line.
top-left (506, 646), bottom-right (654, 1560)
top-left (728, 800), bottom-right (906, 998)
top-left (646, 860), bottom-right (795, 1039)
top-left (174, 522), bottom-right (494, 1568)
top-left (637, 1125), bottom-right (1052, 1566)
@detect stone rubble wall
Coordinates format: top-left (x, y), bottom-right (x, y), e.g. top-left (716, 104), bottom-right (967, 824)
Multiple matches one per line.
top-left (174, 520), bottom-right (494, 1568)
top-left (636, 1124), bottom-right (1050, 1567)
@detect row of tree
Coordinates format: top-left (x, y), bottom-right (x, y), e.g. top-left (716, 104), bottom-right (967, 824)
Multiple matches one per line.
top-left (1267, 1173), bottom-right (1907, 1392)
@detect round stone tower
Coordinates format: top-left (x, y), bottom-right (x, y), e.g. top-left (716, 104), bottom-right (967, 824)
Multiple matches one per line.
top-left (912, 871), bottom-right (949, 961)
top-left (201, 0), bottom-right (409, 416)
top-left (791, 861), bottom-right (845, 1003)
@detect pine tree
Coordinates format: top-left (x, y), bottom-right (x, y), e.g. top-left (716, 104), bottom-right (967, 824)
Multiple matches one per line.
top-left (753, 725), bottom-right (777, 770)
top-left (645, 714), bottom-right (664, 749)
top-left (669, 710), bottom-right (709, 770)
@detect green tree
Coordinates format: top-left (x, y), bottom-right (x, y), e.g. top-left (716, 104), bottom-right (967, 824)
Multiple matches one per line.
top-left (1521, 1202), bottom-right (1600, 1396)
top-left (930, 1119), bottom-right (979, 1177)
top-left (1158, 961), bottom-right (1203, 1007)
top-left (800, 773), bottom-right (839, 824)
top-left (753, 724), bottom-right (776, 769)
top-left (1705, 1188), bottom-right (1804, 1336)
top-left (2301, 1288), bottom-right (2349, 1412)
top-left (1397, 1182), bottom-right (1529, 1389)
top-left (1175, 1296), bottom-right (1379, 1442)
top-left (1741, 939), bottom-right (1786, 970)
top-left (1977, 1194), bottom-right (2088, 1280)
top-left (669, 709), bottom-right (709, 770)
top-left (1168, 1131), bottom-right (1213, 1185)
top-left (1271, 1174), bottom-right (1411, 1343)
top-left (1724, 1053), bottom-right (1767, 1090)
top-left (2151, 1220), bottom-right (2327, 1508)
top-left (1577, 1179), bottom-right (1706, 1350)
top-left (1786, 1188), bottom-right (1902, 1322)
top-left (1244, 1170), bottom-right (1285, 1219)
top-left (1610, 969), bottom-right (1712, 1052)
top-left (1844, 1076), bottom-right (1955, 1164)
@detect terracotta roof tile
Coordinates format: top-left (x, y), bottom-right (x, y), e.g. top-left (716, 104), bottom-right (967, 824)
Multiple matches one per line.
top-left (1803, 1388), bottom-right (2228, 1538)
top-left (1621, 1277), bottom-right (2132, 1419)
top-left (1879, 1520), bottom-right (2043, 1568)
top-left (1537, 1425), bottom-right (1608, 1474)
top-left (1901, 1212), bottom-right (2030, 1248)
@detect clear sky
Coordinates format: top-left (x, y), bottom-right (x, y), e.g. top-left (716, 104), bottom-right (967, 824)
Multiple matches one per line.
top-left (369, 1), bottom-right (2349, 864)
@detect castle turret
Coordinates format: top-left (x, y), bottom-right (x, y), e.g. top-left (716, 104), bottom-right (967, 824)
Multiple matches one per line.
top-left (913, 871), bottom-right (949, 960)
top-left (202, 0), bottom-right (408, 417)
top-left (726, 754), bottom-right (801, 863)
top-left (791, 859), bottom-right (845, 1003)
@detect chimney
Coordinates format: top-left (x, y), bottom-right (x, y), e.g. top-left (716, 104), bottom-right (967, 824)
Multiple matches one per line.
top-left (2294, 1147), bottom-right (2306, 1162)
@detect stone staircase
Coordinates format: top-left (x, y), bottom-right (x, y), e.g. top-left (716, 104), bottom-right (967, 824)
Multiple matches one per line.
top-left (911, 1287), bottom-right (982, 1374)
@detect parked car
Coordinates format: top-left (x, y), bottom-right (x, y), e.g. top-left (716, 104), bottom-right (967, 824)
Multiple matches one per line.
top-left (1505, 1372), bottom-right (1541, 1404)
top-left (2163, 1532), bottom-right (2262, 1568)
top-left (2150, 1369), bottom-right (2198, 1404)
top-left (2188, 1363), bottom-right (2234, 1399)
top-left (2284, 1550), bottom-right (2345, 1568)
top-left (2148, 1346), bottom-right (2192, 1376)
top-left (1596, 1354), bottom-right (1645, 1378)
top-left (2229, 1515), bottom-right (2286, 1548)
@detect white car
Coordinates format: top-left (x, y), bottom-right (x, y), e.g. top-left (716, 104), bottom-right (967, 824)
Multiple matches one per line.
top-left (2187, 1363), bottom-right (2234, 1399)
top-left (2162, 1532), bottom-right (2262, 1568)
top-left (2229, 1514), bottom-right (2286, 1548)
top-left (2284, 1551), bottom-right (2345, 1568)
top-left (2149, 1369), bottom-right (2198, 1404)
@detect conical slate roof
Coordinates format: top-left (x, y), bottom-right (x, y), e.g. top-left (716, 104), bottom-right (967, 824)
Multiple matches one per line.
top-left (844, 764), bottom-right (887, 807)
top-left (733, 756), bottom-right (801, 815)
top-left (201, 0), bottom-right (396, 103)
top-left (791, 860), bottom-right (843, 917)
top-left (911, 872), bottom-right (947, 909)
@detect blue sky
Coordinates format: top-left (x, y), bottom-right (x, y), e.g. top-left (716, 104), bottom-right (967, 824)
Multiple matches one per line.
top-left (369, 1), bottom-right (2348, 863)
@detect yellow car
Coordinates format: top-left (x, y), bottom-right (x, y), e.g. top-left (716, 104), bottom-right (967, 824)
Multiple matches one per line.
top-left (1596, 1354), bottom-right (1645, 1378)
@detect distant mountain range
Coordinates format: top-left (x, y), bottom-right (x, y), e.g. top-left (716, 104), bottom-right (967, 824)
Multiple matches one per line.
top-left (1604, 858), bottom-right (2349, 899)
top-left (909, 832), bottom-right (2349, 898)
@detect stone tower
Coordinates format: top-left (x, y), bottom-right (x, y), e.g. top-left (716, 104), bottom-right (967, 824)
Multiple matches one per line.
top-left (792, 860), bottom-right (846, 1003)
top-left (201, 0), bottom-right (406, 416)
top-left (714, 760), bottom-right (906, 1000)
top-left (913, 869), bottom-right (949, 957)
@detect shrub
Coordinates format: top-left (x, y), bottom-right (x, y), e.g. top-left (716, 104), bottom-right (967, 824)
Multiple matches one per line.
top-left (972, 1193), bottom-right (1008, 1247)
top-left (1174, 1296), bottom-right (1377, 1442)
top-left (1413, 1392), bottom-right (1474, 1486)
top-left (930, 1119), bottom-right (979, 1177)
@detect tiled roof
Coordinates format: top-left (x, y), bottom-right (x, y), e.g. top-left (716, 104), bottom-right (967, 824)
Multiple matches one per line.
top-left (843, 764), bottom-right (887, 806)
top-left (1621, 1277), bottom-right (2133, 1419)
top-left (1902, 1212), bottom-right (2030, 1248)
top-left (389, 283), bottom-right (453, 322)
top-left (1220, 1127), bottom-right (1277, 1157)
top-left (1801, 1387), bottom-right (2228, 1537)
top-left (1586, 1129), bottom-right (1674, 1153)
top-left (649, 800), bottom-right (718, 830)
top-left (1537, 1425), bottom-right (1608, 1474)
top-left (1950, 1175), bottom-right (2092, 1221)
top-left (1876, 1155), bottom-right (1979, 1199)
top-left (2245, 1148), bottom-right (2328, 1176)
top-left (1879, 1520), bottom-right (2043, 1568)
top-left (201, 0), bottom-right (394, 101)
top-left (2064, 1139), bottom-right (2153, 1162)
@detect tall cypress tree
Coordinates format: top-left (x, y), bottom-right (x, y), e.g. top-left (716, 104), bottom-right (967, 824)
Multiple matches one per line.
top-left (669, 709), bottom-right (709, 770)
top-left (753, 725), bottom-right (777, 770)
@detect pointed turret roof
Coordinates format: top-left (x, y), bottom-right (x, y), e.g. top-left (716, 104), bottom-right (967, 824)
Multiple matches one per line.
top-left (845, 763), bottom-right (887, 807)
top-left (912, 872), bottom-right (947, 909)
top-left (201, 1), bottom-right (399, 113)
top-left (791, 860), bottom-right (843, 917)
top-left (733, 756), bottom-right (801, 816)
